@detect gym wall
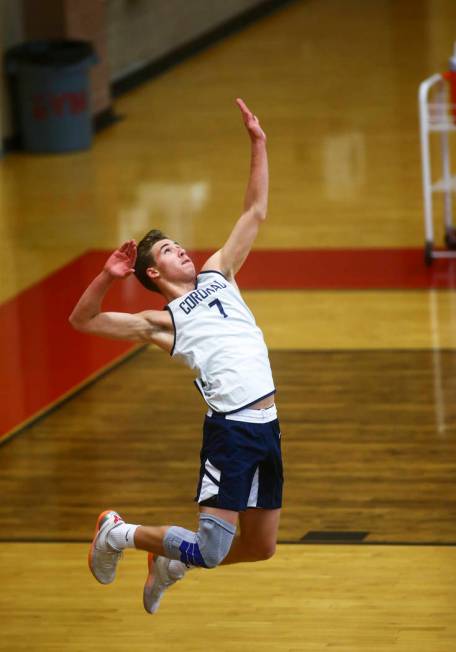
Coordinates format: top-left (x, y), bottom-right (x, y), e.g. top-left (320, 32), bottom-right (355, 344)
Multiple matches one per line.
top-left (0, 0), bottom-right (272, 151)
top-left (0, 0), bottom-right (24, 153)
top-left (107, 0), bottom-right (264, 82)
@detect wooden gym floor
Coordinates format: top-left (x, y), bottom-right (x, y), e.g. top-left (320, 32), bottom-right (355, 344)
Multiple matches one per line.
top-left (1, 0), bottom-right (456, 649)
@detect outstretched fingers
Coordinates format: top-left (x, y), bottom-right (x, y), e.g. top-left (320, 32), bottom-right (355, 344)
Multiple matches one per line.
top-left (236, 97), bottom-right (265, 141)
top-left (126, 240), bottom-right (137, 269)
top-left (118, 239), bottom-right (137, 270)
top-left (236, 97), bottom-right (253, 122)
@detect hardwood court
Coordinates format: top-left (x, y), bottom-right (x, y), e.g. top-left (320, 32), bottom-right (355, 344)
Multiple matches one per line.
top-left (1, 0), bottom-right (456, 650)
top-left (1, 0), bottom-right (456, 302)
top-left (1, 543), bottom-right (455, 652)
top-left (1, 348), bottom-right (456, 544)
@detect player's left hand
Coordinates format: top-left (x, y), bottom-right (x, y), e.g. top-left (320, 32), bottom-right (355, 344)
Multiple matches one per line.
top-left (236, 98), bottom-right (266, 142)
top-left (104, 240), bottom-right (137, 279)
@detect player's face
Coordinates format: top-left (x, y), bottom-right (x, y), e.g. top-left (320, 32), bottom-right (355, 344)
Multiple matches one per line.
top-left (149, 239), bottom-right (196, 284)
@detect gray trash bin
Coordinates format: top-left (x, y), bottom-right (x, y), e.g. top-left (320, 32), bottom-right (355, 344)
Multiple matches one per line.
top-left (5, 40), bottom-right (97, 153)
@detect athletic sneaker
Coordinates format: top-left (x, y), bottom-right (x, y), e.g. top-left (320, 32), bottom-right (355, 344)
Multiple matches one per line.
top-left (88, 510), bottom-right (124, 584)
top-left (143, 554), bottom-right (187, 614)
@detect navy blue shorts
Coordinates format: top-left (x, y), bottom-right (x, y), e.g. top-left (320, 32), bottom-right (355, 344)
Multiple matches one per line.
top-left (194, 406), bottom-right (284, 512)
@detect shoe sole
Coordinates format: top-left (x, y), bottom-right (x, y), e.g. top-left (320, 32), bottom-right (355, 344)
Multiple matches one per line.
top-left (88, 509), bottom-right (114, 584)
top-left (143, 553), bottom-right (157, 614)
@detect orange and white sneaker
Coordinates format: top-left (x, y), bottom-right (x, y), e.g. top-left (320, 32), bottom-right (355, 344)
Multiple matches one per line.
top-left (88, 510), bottom-right (124, 584)
top-left (143, 554), bottom-right (187, 614)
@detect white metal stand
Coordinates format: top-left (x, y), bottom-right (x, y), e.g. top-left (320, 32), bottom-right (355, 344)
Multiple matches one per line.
top-left (419, 73), bottom-right (456, 264)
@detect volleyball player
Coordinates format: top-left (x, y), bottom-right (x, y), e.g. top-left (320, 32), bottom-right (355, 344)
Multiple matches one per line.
top-left (69, 98), bottom-right (283, 614)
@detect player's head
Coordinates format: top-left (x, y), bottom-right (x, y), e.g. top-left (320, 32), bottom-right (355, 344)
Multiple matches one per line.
top-left (134, 229), bottom-right (196, 293)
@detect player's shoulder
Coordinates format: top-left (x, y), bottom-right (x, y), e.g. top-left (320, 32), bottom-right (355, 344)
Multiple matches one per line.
top-left (197, 268), bottom-right (241, 292)
top-left (199, 252), bottom-right (237, 285)
top-left (197, 269), bottom-right (242, 297)
top-left (200, 250), bottom-right (234, 282)
top-left (197, 269), bottom-right (229, 284)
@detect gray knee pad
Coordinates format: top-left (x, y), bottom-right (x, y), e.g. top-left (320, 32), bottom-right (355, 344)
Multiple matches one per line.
top-left (197, 514), bottom-right (236, 568)
top-left (163, 514), bottom-right (236, 568)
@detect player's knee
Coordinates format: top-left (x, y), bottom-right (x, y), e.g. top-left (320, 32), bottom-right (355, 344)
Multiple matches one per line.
top-left (197, 514), bottom-right (236, 568)
top-left (249, 541), bottom-right (276, 561)
top-left (260, 542), bottom-right (276, 560)
top-left (200, 553), bottom-right (224, 569)
top-left (163, 514), bottom-right (235, 568)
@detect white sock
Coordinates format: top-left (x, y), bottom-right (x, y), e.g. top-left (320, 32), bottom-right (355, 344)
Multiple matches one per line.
top-left (107, 523), bottom-right (139, 550)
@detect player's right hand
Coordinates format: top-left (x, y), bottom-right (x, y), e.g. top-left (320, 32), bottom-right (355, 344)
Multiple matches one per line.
top-left (236, 98), bottom-right (266, 143)
top-left (104, 240), bottom-right (137, 279)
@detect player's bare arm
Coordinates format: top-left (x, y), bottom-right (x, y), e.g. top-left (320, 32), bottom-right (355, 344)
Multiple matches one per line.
top-left (202, 98), bottom-right (268, 280)
top-left (69, 240), bottom-right (173, 350)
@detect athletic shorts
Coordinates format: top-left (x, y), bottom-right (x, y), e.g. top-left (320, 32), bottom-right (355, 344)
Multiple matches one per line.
top-left (194, 404), bottom-right (284, 512)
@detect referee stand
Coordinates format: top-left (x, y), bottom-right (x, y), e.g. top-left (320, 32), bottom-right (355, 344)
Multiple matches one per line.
top-left (419, 45), bottom-right (456, 265)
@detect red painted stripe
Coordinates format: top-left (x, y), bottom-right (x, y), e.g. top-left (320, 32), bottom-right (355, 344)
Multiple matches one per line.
top-left (0, 251), bottom-right (164, 441)
top-left (1, 247), bottom-right (455, 441)
top-left (231, 248), bottom-right (456, 290)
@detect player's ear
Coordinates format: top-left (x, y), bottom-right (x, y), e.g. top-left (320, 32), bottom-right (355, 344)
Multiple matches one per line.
top-left (146, 266), bottom-right (160, 280)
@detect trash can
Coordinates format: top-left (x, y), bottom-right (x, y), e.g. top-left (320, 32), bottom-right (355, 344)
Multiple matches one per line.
top-left (5, 40), bottom-right (97, 153)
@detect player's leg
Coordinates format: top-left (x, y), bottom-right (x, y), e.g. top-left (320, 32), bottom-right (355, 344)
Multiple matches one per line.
top-left (220, 507), bottom-right (281, 565)
top-left (194, 407), bottom-right (283, 567)
top-left (89, 507), bottom-right (238, 614)
top-left (131, 505), bottom-right (237, 559)
top-left (90, 509), bottom-right (237, 573)
top-left (217, 409), bottom-right (283, 565)
top-left (140, 507), bottom-right (237, 613)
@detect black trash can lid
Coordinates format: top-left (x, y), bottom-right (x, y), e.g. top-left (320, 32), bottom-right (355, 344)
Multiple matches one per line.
top-left (6, 40), bottom-right (94, 67)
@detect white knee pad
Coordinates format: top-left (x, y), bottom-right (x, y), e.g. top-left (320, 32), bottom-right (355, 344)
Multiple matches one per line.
top-left (163, 514), bottom-right (236, 568)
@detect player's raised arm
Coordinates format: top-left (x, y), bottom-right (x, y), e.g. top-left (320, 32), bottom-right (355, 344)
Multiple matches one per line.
top-left (69, 240), bottom-right (168, 343)
top-left (202, 98), bottom-right (268, 279)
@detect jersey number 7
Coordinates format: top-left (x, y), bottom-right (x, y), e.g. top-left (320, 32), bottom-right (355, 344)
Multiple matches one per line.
top-left (208, 299), bottom-right (228, 318)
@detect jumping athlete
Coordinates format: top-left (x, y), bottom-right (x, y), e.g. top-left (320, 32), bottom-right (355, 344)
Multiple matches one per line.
top-left (69, 98), bottom-right (283, 614)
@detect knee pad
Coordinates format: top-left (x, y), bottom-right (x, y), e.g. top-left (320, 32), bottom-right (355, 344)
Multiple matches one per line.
top-left (163, 514), bottom-right (236, 568)
top-left (196, 514), bottom-right (236, 568)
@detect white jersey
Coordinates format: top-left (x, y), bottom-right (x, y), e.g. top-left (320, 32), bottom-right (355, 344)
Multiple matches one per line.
top-left (166, 270), bottom-right (275, 413)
